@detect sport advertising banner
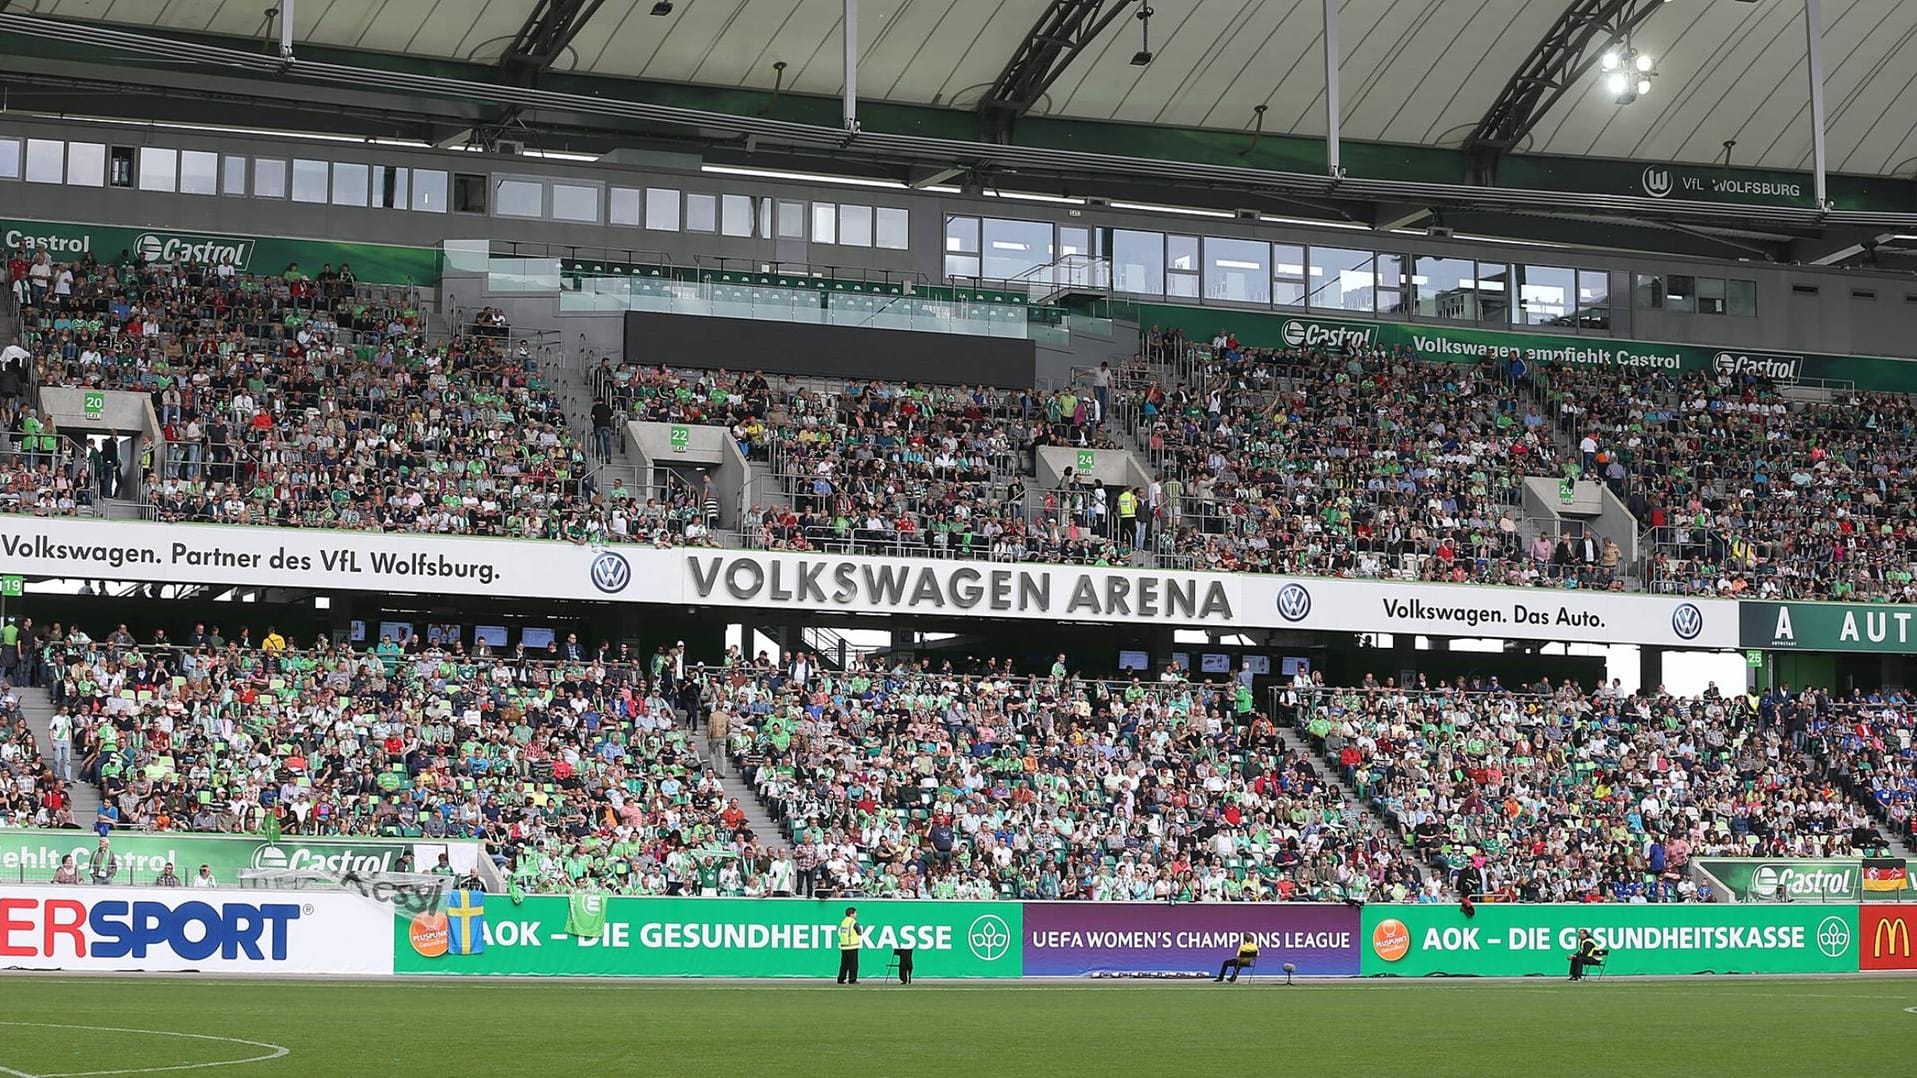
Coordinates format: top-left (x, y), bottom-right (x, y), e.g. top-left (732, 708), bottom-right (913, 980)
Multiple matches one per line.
top-left (0, 828), bottom-right (479, 885)
top-left (0, 516), bottom-right (1736, 648)
top-left (1020, 902), bottom-right (1359, 976)
top-left (1860, 906), bottom-right (1917, 971)
top-left (0, 217), bottom-right (440, 285)
top-left (1694, 858), bottom-right (1915, 903)
top-left (1138, 304), bottom-right (1917, 392)
top-left (0, 885), bottom-right (393, 974)
top-left (1739, 601), bottom-right (1917, 654)
top-left (1360, 904), bottom-right (1859, 977)
top-left (394, 897), bottom-right (1022, 979)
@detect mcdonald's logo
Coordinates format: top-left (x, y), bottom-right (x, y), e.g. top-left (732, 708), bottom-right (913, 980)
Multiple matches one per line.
top-left (1859, 907), bottom-right (1917, 971)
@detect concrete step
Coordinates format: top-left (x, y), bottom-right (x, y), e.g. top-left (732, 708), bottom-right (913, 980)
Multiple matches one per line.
top-left (1275, 720), bottom-right (1432, 891)
top-left (687, 712), bottom-right (789, 854)
top-left (12, 685), bottom-right (102, 820)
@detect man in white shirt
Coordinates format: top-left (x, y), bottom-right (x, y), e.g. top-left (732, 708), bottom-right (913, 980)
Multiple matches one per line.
top-left (191, 864), bottom-right (217, 888)
top-left (47, 708), bottom-right (73, 780)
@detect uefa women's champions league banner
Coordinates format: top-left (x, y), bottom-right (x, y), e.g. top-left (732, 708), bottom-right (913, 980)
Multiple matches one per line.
top-left (0, 516), bottom-right (1735, 648)
top-left (1021, 902), bottom-right (1360, 976)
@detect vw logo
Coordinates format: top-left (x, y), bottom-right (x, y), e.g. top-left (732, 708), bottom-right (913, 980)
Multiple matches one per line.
top-left (590, 550), bottom-right (632, 594)
top-left (1670, 602), bottom-right (1703, 641)
top-left (1642, 165), bottom-right (1673, 198)
top-left (967, 914), bottom-right (1011, 962)
top-left (1275, 583), bottom-right (1312, 623)
top-left (1817, 915), bottom-right (1852, 958)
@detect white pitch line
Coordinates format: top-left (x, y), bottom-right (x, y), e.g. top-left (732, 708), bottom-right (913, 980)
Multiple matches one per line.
top-left (0, 1024), bottom-right (288, 1078)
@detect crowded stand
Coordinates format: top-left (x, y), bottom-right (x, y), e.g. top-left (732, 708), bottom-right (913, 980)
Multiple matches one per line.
top-left (601, 359), bottom-right (1145, 563)
top-left (4, 243), bottom-right (730, 546)
top-left (621, 653), bottom-right (1429, 901)
top-left (1529, 364), bottom-right (1917, 602)
top-left (9, 618), bottom-right (779, 895)
top-left (4, 616), bottom-right (1913, 902)
top-left (1128, 328), bottom-right (1626, 588)
top-left (1292, 677), bottom-right (1885, 901)
top-left (1803, 690), bottom-right (1917, 846)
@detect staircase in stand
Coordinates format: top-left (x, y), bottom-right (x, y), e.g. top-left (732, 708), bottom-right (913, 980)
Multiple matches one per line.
top-left (14, 685), bottom-right (102, 823)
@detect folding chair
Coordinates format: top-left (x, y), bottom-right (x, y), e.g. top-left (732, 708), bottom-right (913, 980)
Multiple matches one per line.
top-left (883, 947), bottom-right (914, 984)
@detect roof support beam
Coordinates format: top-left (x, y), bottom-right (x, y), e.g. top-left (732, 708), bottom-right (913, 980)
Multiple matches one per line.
top-left (1804, 0), bottom-right (1829, 208)
top-left (978, 0), bottom-right (1142, 144)
top-left (1462, 0), bottom-right (1667, 183)
top-left (479, 0), bottom-right (605, 147)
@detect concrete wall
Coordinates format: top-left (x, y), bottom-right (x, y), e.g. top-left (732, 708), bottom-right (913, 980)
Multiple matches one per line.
top-left (1037, 445), bottom-right (1153, 491)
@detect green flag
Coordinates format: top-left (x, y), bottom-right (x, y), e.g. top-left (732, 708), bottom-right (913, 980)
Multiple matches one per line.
top-left (566, 892), bottom-right (607, 938)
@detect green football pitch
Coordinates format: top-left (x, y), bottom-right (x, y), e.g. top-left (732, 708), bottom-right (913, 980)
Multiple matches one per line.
top-left (2, 976), bottom-right (1913, 1076)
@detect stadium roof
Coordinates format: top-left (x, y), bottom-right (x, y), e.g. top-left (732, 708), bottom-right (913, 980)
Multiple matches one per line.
top-left (7, 0), bottom-right (1917, 260)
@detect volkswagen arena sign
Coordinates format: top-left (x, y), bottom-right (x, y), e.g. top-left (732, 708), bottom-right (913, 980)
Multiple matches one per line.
top-left (0, 516), bottom-right (1738, 649)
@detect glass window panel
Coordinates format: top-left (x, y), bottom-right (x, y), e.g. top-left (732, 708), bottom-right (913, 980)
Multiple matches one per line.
top-left (454, 174), bottom-right (487, 213)
top-left (1728, 278), bottom-right (1757, 317)
top-left (1112, 229), bottom-right (1164, 295)
top-left (1203, 236), bottom-right (1269, 304)
top-left (330, 161), bottom-right (369, 206)
top-left (221, 155), bottom-right (247, 195)
top-left (1167, 271), bottom-right (1200, 299)
top-left (686, 192), bottom-right (717, 232)
top-left (138, 147), bottom-right (177, 192)
top-left (178, 150), bottom-right (217, 195)
top-left (66, 142), bottom-right (104, 188)
top-left (812, 203), bottom-right (837, 243)
top-left (609, 186), bottom-right (641, 226)
top-left (839, 204), bottom-right (872, 246)
top-left (255, 157), bottom-right (287, 198)
top-left (1634, 273), bottom-right (1663, 309)
top-left (26, 139), bottom-right (64, 184)
top-left (875, 207), bottom-right (908, 249)
top-left (553, 182), bottom-right (600, 222)
top-left (1271, 243), bottom-right (1306, 307)
top-left (0, 138), bottom-right (19, 180)
top-left (412, 169), bottom-right (448, 212)
top-left (645, 188), bottom-right (679, 230)
top-left (373, 166), bottom-right (408, 209)
top-left (1304, 246), bottom-right (1373, 312)
top-left (1696, 276), bottom-right (1727, 315)
top-left (778, 200), bottom-right (807, 239)
top-left (1663, 274), bottom-right (1696, 313)
top-left (291, 158), bottom-right (328, 202)
top-left (1376, 253), bottom-right (1407, 315)
top-left (494, 178), bottom-right (542, 217)
top-left (1413, 255), bottom-right (1478, 321)
top-left (1576, 270), bottom-right (1611, 330)
top-left (1513, 265), bottom-right (1575, 326)
top-left (1167, 234), bottom-right (1199, 271)
top-left (1476, 262), bottom-right (1511, 323)
top-left (722, 193), bottom-right (754, 237)
top-left (945, 254), bottom-right (981, 279)
top-left (944, 215), bottom-right (978, 253)
top-left (983, 218), bottom-right (1053, 280)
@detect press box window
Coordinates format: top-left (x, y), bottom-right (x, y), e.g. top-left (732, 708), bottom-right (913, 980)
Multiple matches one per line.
top-left (412, 169), bottom-right (448, 212)
top-left (25, 139), bottom-right (64, 184)
top-left (138, 147), bottom-right (177, 193)
top-left (453, 173), bottom-right (488, 214)
top-left (253, 157), bottom-right (286, 198)
top-left (179, 150), bottom-right (219, 196)
top-left (66, 142), bottom-right (105, 188)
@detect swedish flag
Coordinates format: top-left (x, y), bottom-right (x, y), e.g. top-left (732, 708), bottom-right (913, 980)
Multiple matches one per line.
top-left (446, 890), bottom-right (487, 955)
